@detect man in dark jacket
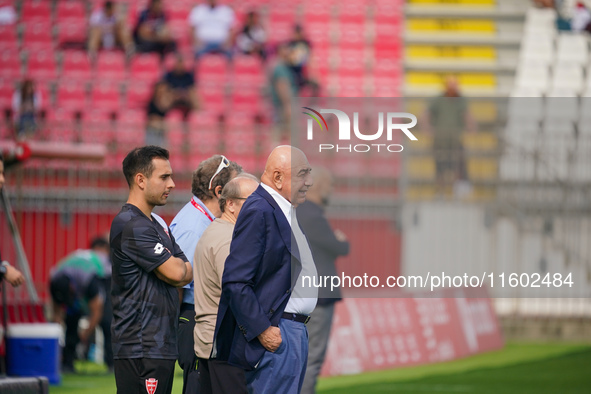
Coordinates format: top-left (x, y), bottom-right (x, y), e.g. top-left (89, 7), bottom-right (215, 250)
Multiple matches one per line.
top-left (297, 167), bottom-right (349, 394)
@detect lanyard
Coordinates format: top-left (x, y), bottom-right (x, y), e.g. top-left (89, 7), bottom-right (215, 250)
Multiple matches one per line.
top-left (191, 198), bottom-right (214, 222)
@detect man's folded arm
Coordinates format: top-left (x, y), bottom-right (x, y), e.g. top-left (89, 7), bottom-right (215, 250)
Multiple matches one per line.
top-left (155, 256), bottom-right (193, 287)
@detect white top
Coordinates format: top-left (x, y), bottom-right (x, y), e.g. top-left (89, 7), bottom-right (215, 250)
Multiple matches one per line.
top-left (7, 323), bottom-right (62, 339)
top-left (188, 4), bottom-right (235, 44)
top-left (261, 183), bottom-right (291, 225)
top-left (260, 183), bottom-right (317, 315)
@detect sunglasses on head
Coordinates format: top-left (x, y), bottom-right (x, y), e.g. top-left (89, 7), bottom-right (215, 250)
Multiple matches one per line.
top-left (208, 155), bottom-right (230, 190)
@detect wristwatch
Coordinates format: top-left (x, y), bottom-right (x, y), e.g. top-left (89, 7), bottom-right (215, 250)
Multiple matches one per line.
top-left (0, 261), bottom-right (10, 277)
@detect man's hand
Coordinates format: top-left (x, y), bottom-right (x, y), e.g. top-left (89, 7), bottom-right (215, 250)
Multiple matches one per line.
top-left (257, 326), bottom-right (282, 352)
top-left (4, 265), bottom-right (25, 287)
top-left (79, 328), bottom-right (93, 345)
top-left (334, 229), bottom-right (347, 242)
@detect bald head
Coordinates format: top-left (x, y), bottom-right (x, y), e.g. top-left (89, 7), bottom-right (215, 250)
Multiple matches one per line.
top-left (261, 145), bottom-right (313, 206)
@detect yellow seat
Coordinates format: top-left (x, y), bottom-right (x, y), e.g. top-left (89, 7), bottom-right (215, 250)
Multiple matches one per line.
top-left (407, 18), bottom-right (496, 34)
top-left (406, 45), bottom-right (496, 60)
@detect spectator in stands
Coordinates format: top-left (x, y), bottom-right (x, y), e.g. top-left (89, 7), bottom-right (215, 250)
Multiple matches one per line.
top-left (163, 54), bottom-right (199, 121)
top-left (146, 81), bottom-right (173, 147)
top-left (269, 43), bottom-right (298, 143)
top-left (235, 11), bottom-right (267, 61)
top-left (425, 76), bottom-right (475, 198)
top-left (288, 24), bottom-right (320, 96)
top-left (189, 0), bottom-right (235, 60)
top-left (49, 241), bottom-right (110, 373)
top-left (0, 155), bottom-right (25, 289)
top-left (88, 1), bottom-right (135, 60)
top-left (571, 2), bottom-right (591, 32)
top-left (134, 0), bottom-right (176, 57)
top-left (12, 79), bottom-right (42, 140)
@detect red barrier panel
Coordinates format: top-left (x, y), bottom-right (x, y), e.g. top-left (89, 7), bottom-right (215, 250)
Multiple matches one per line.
top-left (321, 287), bottom-right (503, 376)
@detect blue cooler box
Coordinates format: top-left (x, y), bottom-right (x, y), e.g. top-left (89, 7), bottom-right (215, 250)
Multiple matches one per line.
top-left (6, 323), bottom-right (62, 384)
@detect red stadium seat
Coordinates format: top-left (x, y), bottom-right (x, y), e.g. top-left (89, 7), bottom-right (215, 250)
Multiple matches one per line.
top-left (266, 21), bottom-right (292, 44)
top-left (126, 83), bottom-right (152, 108)
top-left (199, 84), bottom-right (225, 114)
top-left (57, 20), bottom-right (87, 48)
top-left (61, 50), bottom-right (93, 80)
top-left (169, 23), bottom-right (192, 53)
top-left (0, 80), bottom-right (14, 111)
top-left (0, 25), bottom-right (18, 48)
top-left (96, 51), bottom-right (127, 81)
top-left (167, 2), bottom-right (191, 23)
top-left (302, 2), bottom-right (333, 24)
top-left (233, 55), bottom-right (264, 75)
top-left (118, 108), bottom-right (146, 126)
top-left (268, 5), bottom-right (297, 25)
top-left (90, 83), bottom-right (122, 111)
top-left (196, 55), bottom-right (229, 85)
top-left (20, 0), bottom-right (52, 22)
top-left (56, 83), bottom-right (87, 110)
top-left (337, 2), bottom-right (368, 24)
top-left (337, 23), bottom-right (367, 46)
top-left (21, 21), bottom-right (54, 50)
top-left (27, 50), bottom-right (58, 80)
top-left (56, 1), bottom-right (87, 22)
top-left (129, 53), bottom-right (161, 83)
top-left (0, 50), bottom-right (22, 79)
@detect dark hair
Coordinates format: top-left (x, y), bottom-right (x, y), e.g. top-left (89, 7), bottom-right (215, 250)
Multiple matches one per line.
top-left (122, 145), bottom-right (169, 187)
top-left (90, 236), bottom-right (109, 250)
top-left (191, 155), bottom-right (242, 201)
top-left (0, 152), bottom-right (3, 163)
top-left (218, 174), bottom-right (258, 213)
top-left (104, 1), bottom-right (113, 10)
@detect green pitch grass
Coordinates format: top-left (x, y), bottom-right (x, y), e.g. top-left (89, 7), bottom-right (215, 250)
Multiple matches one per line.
top-left (52, 343), bottom-right (591, 394)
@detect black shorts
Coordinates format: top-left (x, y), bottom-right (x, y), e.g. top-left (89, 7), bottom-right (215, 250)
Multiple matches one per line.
top-left (114, 358), bottom-right (175, 394)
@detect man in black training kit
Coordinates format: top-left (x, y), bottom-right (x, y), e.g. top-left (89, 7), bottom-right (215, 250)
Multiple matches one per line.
top-left (110, 146), bottom-right (193, 394)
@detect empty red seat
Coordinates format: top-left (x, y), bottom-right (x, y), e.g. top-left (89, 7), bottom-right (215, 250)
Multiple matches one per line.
top-left (56, 1), bottom-right (87, 22)
top-left (90, 83), bottom-right (121, 111)
top-left (126, 83), bottom-right (152, 108)
top-left (21, 21), bottom-right (54, 50)
top-left (167, 3), bottom-right (191, 23)
top-left (61, 50), bottom-right (93, 80)
top-left (337, 2), bottom-right (367, 24)
top-left (0, 50), bottom-right (22, 79)
top-left (96, 51), bottom-right (127, 81)
top-left (302, 1), bottom-right (333, 23)
top-left (196, 55), bottom-right (229, 84)
top-left (338, 23), bottom-right (367, 45)
top-left (118, 108), bottom-right (146, 125)
top-left (129, 54), bottom-right (161, 83)
top-left (57, 21), bottom-right (87, 48)
top-left (20, 0), bottom-right (52, 22)
top-left (27, 50), bottom-right (58, 80)
top-left (56, 83), bottom-right (87, 110)
top-left (199, 84), bottom-right (225, 114)
top-left (0, 25), bottom-right (18, 48)
top-left (0, 80), bottom-right (14, 111)
top-left (233, 55), bottom-right (264, 75)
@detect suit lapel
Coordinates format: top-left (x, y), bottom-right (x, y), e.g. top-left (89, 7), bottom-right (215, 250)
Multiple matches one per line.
top-left (257, 185), bottom-right (301, 264)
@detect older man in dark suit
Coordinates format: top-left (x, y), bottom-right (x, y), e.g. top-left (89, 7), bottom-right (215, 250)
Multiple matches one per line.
top-left (213, 146), bottom-right (316, 393)
top-left (297, 167), bottom-right (349, 393)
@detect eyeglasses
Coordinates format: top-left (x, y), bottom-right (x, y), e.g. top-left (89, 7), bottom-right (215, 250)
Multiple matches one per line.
top-left (208, 155), bottom-right (230, 190)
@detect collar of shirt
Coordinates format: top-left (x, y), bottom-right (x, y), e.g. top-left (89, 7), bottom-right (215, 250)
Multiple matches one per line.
top-left (261, 183), bottom-right (293, 226)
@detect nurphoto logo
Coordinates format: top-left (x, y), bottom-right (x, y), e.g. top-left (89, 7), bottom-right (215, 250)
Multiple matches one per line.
top-left (302, 107), bottom-right (418, 153)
